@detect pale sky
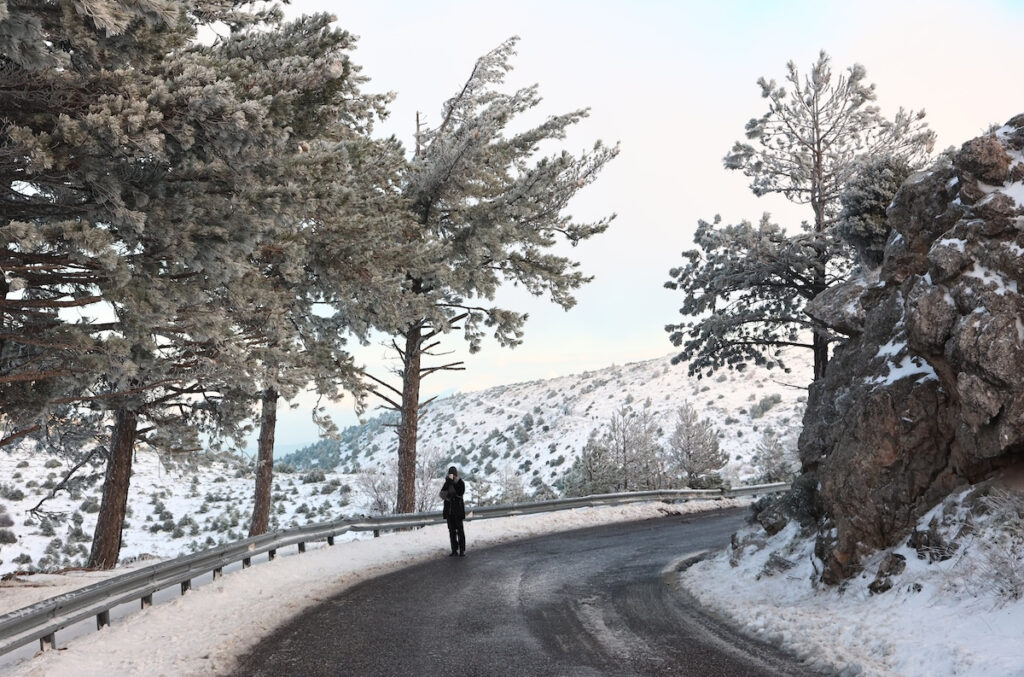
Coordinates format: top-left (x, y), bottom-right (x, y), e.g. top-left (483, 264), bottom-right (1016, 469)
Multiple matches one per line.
top-left (268, 0), bottom-right (1024, 448)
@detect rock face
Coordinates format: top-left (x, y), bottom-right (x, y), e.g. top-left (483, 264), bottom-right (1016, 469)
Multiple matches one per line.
top-left (799, 114), bottom-right (1024, 583)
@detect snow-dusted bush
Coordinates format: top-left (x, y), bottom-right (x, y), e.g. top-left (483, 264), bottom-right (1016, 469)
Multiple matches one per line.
top-left (80, 496), bottom-right (101, 513)
top-left (0, 483), bottom-right (25, 501)
top-left (357, 464), bottom-right (397, 515)
top-left (971, 489), bottom-right (1024, 602)
top-left (301, 469), bottom-right (326, 484)
top-left (749, 393), bottom-right (782, 419)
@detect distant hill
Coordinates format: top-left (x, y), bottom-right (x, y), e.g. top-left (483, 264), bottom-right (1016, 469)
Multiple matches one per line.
top-left (282, 350), bottom-right (812, 496)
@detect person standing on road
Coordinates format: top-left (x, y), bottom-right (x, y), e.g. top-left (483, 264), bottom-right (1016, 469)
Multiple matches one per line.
top-left (440, 466), bottom-right (466, 556)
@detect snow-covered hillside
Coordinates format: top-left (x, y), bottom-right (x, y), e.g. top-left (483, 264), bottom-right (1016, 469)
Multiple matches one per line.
top-left (0, 349), bottom-right (809, 576)
top-left (0, 448), bottom-right (365, 576)
top-left (286, 350), bottom-right (812, 496)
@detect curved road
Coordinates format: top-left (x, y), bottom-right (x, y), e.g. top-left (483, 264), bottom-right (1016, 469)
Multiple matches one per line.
top-left (231, 508), bottom-right (821, 676)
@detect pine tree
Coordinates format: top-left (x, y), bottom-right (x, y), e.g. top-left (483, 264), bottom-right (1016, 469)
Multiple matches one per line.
top-left (665, 403), bottom-right (725, 486)
top-left (666, 52), bottom-right (934, 381)
top-left (559, 434), bottom-right (619, 498)
top-left (223, 16), bottom-right (408, 537)
top-left (836, 155), bottom-right (914, 267)
top-left (559, 405), bottom-right (664, 496)
top-left (752, 433), bottom-right (796, 483)
top-left (364, 37), bottom-right (618, 513)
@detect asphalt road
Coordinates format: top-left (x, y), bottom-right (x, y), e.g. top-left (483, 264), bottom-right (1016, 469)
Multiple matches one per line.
top-left (230, 507), bottom-right (823, 676)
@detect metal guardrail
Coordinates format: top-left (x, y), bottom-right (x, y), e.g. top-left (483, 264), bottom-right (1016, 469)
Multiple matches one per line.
top-left (0, 483), bottom-right (787, 657)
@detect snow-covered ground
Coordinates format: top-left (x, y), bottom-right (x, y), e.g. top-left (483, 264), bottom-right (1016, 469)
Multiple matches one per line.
top-left (0, 499), bottom-right (748, 676)
top-left (5, 467), bottom-right (1022, 676)
top-left (680, 483), bottom-right (1024, 676)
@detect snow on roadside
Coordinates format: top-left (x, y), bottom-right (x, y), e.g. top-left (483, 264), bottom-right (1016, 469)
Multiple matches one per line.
top-left (679, 489), bottom-right (1024, 676)
top-left (2, 499), bottom-right (748, 676)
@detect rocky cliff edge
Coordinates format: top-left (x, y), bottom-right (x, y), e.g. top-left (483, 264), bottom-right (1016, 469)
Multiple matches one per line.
top-left (770, 114), bottom-right (1024, 583)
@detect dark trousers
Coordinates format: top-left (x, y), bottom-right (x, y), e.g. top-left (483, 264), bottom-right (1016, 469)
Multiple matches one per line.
top-left (447, 518), bottom-right (466, 554)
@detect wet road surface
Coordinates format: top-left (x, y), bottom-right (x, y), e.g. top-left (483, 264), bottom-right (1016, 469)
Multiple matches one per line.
top-left (231, 507), bottom-right (822, 676)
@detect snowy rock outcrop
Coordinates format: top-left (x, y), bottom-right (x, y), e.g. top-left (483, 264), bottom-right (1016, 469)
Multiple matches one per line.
top-left (797, 114), bottom-right (1024, 583)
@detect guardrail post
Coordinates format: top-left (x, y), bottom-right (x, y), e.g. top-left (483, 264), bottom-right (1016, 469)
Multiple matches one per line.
top-left (96, 610), bottom-right (110, 630)
top-left (141, 594), bottom-right (152, 609)
top-left (242, 557), bottom-right (251, 568)
top-left (181, 580), bottom-right (191, 595)
top-left (298, 542), bottom-right (305, 553)
top-left (213, 567), bottom-right (223, 580)
top-left (268, 549), bottom-right (276, 561)
top-left (327, 535), bottom-right (335, 546)
top-left (40, 633), bottom-right (56, 651)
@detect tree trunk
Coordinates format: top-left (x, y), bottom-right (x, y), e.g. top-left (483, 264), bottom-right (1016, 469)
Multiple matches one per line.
top-left (249, 387), bottom-right (279, 537)
top-left (812, 330), bottom-right (829, 381)
top-left (810, 194), bottom-right (830, 381)
top-left (88, 407), bottom-right (138, 569)
top-left (395, 326), bottom-right (422, 514)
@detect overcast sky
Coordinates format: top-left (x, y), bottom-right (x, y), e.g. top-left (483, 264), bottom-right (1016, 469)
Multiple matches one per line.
top-left (267, 0), bottom-right (1024, 448)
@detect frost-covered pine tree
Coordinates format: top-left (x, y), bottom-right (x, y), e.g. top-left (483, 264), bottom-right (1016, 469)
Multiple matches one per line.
top-left (559, 405), bottom-right (664, 496)
top-left (559, 434), bottom-right (619, 498)
top-left (665, 403), bottom-right (726, 487)
top-left (0, 2), bottom-right (402, 566)
top-left (836, 155), bottom-right (914, 267)
top-left (0, 0), bottom-right (200, 442)
top-left (601, 405), bottom-right (666, 491)
top-left (0, 1), bottom-right (266, 567)
top-left (365, 37), bottom-right (618, 513)
top-left (752, 433), bottom-right (796, 483)
top-left (666, 52), bottom-right (934, 381)
top-left (220, 16), bottom-right (410, 537)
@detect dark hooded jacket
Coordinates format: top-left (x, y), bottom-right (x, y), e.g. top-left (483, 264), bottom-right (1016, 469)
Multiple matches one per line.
top-left (441, 474), bottom-right (465, 521)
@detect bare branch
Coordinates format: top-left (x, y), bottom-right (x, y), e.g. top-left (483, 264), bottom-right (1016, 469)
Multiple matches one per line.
top-left (366, 386), bottom-right (402, 411)
top-left (421, 361), bottom-right (466, 378)
top-left (28, 447), bottom-right (101, 518)
top-left (0, 425), bottom-right (41, 449)
top-left (361, 370), bottom-right (404, 400)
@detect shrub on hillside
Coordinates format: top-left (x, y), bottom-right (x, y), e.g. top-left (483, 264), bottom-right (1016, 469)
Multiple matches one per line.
top-left (750, 393), bottom-right (783, 418)
top-left (688, 473), bottom-right (728, 491)
top-left (0, 484), bottom-right (25, 501)
top-left (973, 489), bottom-right (1024, 602)
top-left (80, 496), bottom-right (101, 513)
top-left (301, 469), bottom-right (326, 484)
